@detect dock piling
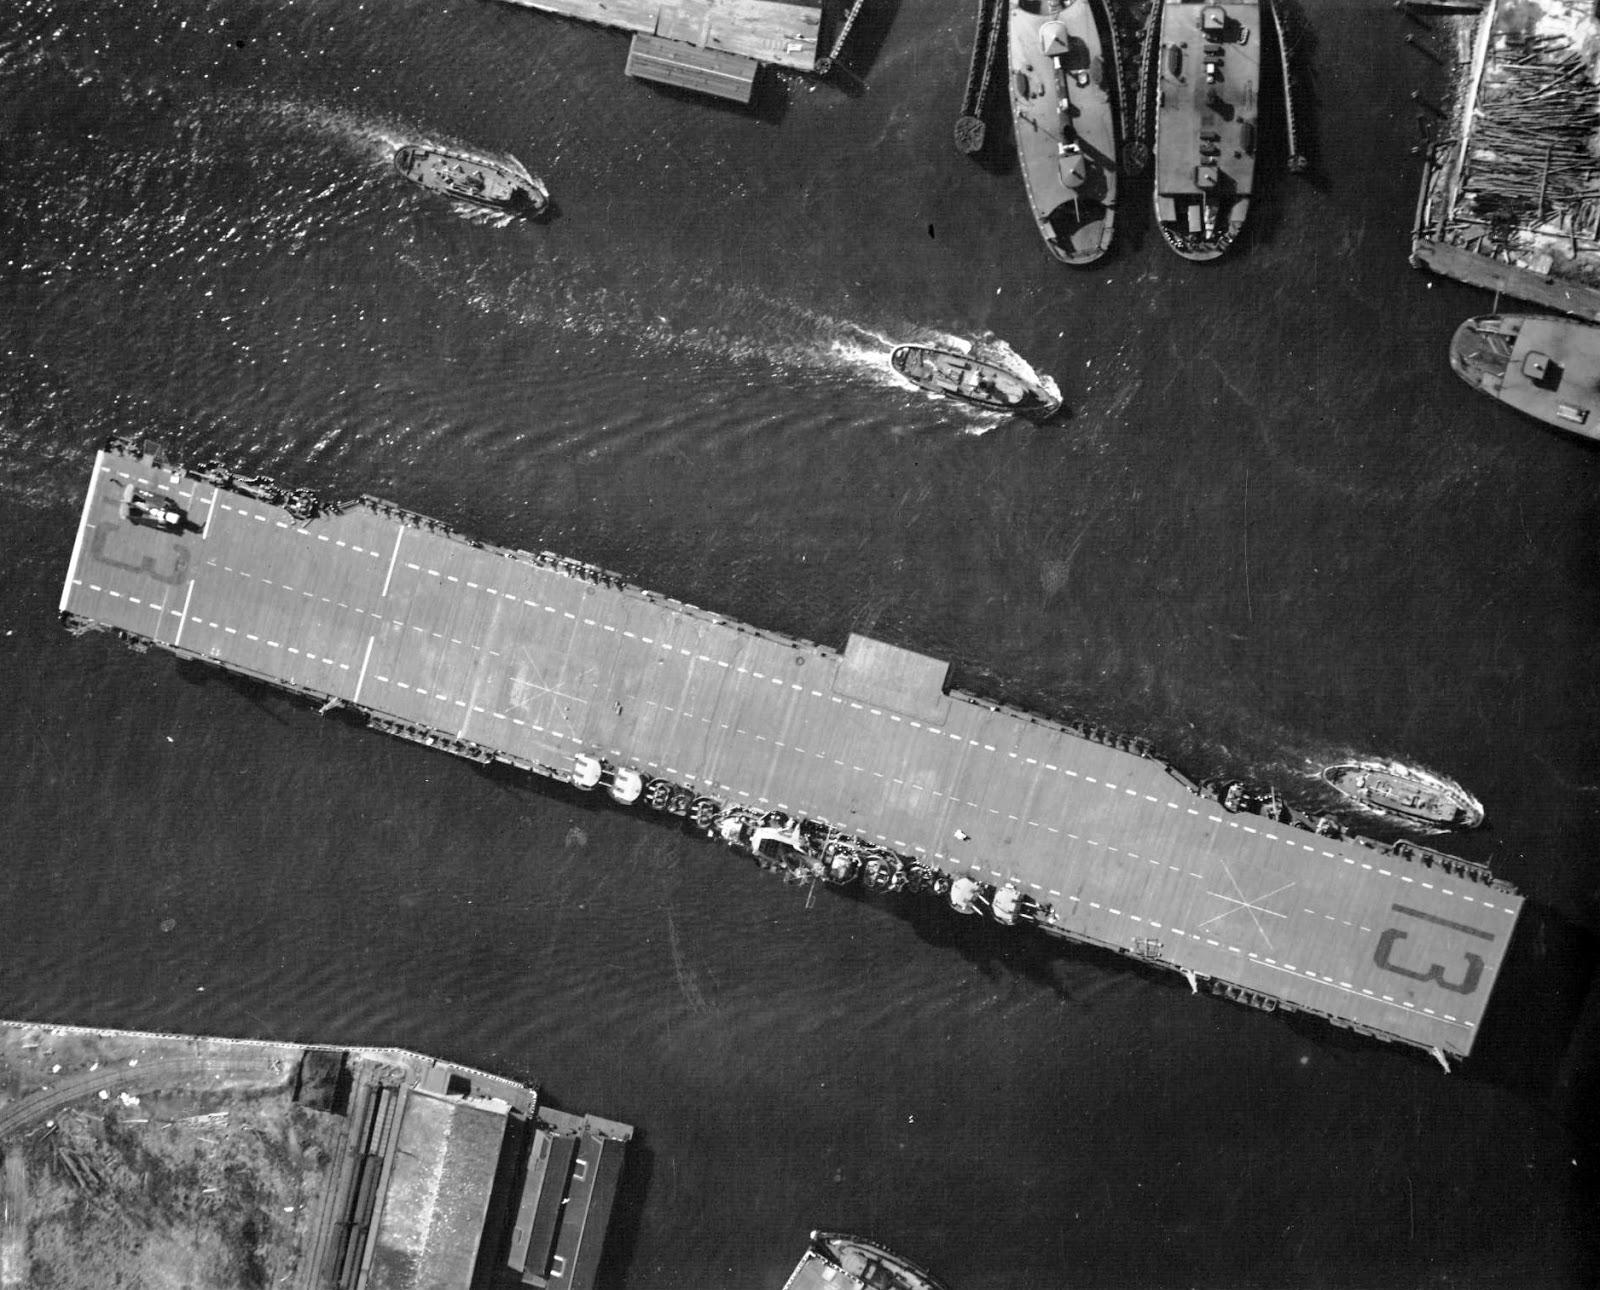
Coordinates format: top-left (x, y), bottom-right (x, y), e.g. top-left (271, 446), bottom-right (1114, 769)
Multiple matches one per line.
top-left (1269, 0), bottom-right (1309, 175)
top-left (817, 0), bottom-right (871, 74)
top-left (1127, 0), bottom-right (1162, 176)
top-left (955, 0), bottom-right (1005, 155)
top-left (1405, 32), bottom-right (1446, 64)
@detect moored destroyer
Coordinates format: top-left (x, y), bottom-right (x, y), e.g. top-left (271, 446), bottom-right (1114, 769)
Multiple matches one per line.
top-left (1151, 0), bottom-right (1261, 260)
top-left (1008, 0), bottom-right (1121, 265)
top-left (783, 1231), bottom-right (952, 1290)
top-left (1450, 314), bottom-right (1600, 443)
top-left (891, 344), bottom-right (1062, 417)
top-left (393, 144), bottom-right (549, 217)
top-left (1323, 762), bottom-right (1484, 831)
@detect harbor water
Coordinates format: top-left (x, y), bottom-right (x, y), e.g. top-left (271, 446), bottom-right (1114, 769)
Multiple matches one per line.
top-left (2, 0), bottom-right (1597, 1285)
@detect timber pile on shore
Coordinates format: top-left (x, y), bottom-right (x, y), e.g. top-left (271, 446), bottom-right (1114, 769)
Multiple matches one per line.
top-left (1414, 0), bottom-right (1600, 312)
top-left (0, 1024), bottom-right (331, 1289)
top-left (1458, 12), bottom-right (1600, 272)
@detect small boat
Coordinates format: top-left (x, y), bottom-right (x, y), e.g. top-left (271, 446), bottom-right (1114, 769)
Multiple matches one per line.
top-left (892, 344), bottom-right (1061, 418)
top-left (1008, 0), bottom-right (1121, 265)
top-left (1151, 0), bottom-right (1262, 260)
top-left (393, 145), bottom-right (549, 217)
top-left (1323, 763), bottom-right (1483, 830)
top-left (1449, 314), bottom-right (1600, 443)
top-left (782, 1231), bottom-right (952, 1290)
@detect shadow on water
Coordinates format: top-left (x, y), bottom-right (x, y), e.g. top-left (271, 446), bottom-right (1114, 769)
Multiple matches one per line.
top-left (820, 0), bottom-right (904, 95)
top-left (1268, 0), bottom-right (1323, 184)
top-left (589, 1132), bottom-right (653, 1290)
top-left (1102, 1), bottom-right (1156, 258)
top-left (874, 879), bottom-right (1192, 1004)
top-left (962, 77), bottom-right (1018, 179)
top-left (1468, 906), bottom-right (1599, 1108)
top-left (632, 63), bottom-right (793, 126)
top-left (1228, 0), bottom-right (1303, 253)
top-left (173, 656), bottom-right (292, 728)
top-left (473, 757), bottom-right (627, 823)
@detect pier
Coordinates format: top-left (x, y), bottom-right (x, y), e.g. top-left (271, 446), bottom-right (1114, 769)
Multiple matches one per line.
top-left (1409, 0), bottom-right (1600, 317)
top-left (494, 0), bottom-right (824, 103)
top-left (60, 444), bottom-right (1523, 1063)
top-left (0, 1020), bottom-right (631, 1290)
top-left (953, 0), bottom-right (1004, 155)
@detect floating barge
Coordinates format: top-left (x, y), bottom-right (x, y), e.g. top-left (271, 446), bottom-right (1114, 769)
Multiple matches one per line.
top-left (1410, 0), bottom-right (1600, 319)
top-left (0, 1019), bottom-right (632, 1290)
top-left (60, 442), bottom-right (1523, 1064)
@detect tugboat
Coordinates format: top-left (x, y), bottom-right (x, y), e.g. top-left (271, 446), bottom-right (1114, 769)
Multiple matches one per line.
top-left (1150, 0), bottom-right (1261, 260)
top-left (1449, 314), bottom-right (1600, 444)
top-left (892, 344), bottom-right (1062, 418)
top-left (1323, 763), bottom-right (1484, 830)
top-left (782, 1231), bottom-right (952, 1290)
top-left (393, 145), bottom-right (549, 217)
top-left (1008, 0), bottom-right (1121, 265)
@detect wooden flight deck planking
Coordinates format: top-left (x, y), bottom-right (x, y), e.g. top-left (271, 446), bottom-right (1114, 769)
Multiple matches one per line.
top-left (62, 449), bottom-right (1524, 1060)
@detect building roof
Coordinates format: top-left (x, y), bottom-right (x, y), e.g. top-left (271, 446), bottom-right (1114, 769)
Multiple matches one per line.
top-left (365, 1087), bottom-right (510, 1290)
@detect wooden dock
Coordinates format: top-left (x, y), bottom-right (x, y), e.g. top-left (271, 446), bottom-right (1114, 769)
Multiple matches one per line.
top-left (624, 34), bottom-right (758, 100)
top-left (1409, 0), bottom-right (1600, 318)
top-left (495, 0), bottom-right (822, 102)
top-left (61, 446), bottom-right (1524, 1062)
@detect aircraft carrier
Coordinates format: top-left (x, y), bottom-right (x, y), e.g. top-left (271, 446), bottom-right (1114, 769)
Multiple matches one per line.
top-left (60, 441), bottom-right (1523, 1064)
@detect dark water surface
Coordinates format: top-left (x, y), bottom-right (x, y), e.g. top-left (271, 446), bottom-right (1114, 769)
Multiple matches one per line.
top-left (3, 1), bottom-right (1598, 1285)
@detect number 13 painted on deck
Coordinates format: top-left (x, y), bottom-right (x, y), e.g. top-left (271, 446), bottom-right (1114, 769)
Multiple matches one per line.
top-left (1373, 903), bottom-right (1493, 997)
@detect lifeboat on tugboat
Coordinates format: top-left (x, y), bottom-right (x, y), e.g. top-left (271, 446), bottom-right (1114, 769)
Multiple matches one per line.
top-left (1323, 763), bottom-right (1483, 831)
top-left (393, 145), bottom-right (549, 218)
top-left (892, 344), bottom-right (1062, 418)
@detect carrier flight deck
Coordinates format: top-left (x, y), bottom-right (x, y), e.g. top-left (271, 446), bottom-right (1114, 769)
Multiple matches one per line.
top-left (61, 444), bottom-right (1523, 1062)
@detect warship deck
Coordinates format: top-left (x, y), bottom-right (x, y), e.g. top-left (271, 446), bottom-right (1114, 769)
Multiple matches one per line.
top-left (1152, 0), bottom-right (1260, 252)
top-left (1008, 0), bottom-right (1119, 266)
top-left (1153, 0), bottom-right (1260, 191)
top-left (61, 447), bottom-right (1523, 1060)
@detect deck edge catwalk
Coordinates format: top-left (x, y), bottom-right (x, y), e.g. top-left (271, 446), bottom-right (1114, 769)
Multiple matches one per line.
top-left (60, 440), bottom-right (1524, 1066)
